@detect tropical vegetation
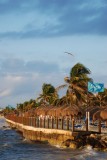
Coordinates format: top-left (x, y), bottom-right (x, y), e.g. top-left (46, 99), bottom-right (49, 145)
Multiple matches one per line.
top-left (2, 62), bottom-right (107, 115)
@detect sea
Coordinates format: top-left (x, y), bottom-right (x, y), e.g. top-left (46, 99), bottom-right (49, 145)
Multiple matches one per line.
top-left (0, 117), bottom-right (107, 160)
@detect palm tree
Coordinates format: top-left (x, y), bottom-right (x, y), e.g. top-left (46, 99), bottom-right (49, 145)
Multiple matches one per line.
top-left (17, 103), bottom-right (24, 112)
top-left (93, 88), bottom-right (107, 107)
top-left (37, 83), bottom-right (59, 105)
top-left (57, 63), bottom-right (92, 106)
top-left (3, 105), bottom-right (15, 115)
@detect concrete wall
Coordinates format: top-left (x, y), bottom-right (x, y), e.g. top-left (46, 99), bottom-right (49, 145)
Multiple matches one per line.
top-left (6, 119), bottom-right (76, 146)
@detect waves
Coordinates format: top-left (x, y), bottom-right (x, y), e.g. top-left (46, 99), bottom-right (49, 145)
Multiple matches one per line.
top-left (0, 117), bottom-right (107, 160)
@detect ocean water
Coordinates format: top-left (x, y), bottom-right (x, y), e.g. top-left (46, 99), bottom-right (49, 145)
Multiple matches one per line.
top-left (0, 117), bottom-right (107, 160)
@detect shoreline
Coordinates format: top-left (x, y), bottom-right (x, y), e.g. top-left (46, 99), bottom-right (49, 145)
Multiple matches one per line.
top-left (5, 118), bottom-right (107, 151)
top-left (0, 115), bottom-right (4, 118)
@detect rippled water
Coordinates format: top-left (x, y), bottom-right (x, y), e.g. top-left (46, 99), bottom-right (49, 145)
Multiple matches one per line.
top-left (0, 117), bottom-right (107, 160)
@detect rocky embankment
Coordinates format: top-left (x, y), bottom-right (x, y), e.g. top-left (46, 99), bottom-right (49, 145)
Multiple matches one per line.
top-left (62, 133), bottom-right (107, 151)
top-left (6, 118), bottom-right (107, 151)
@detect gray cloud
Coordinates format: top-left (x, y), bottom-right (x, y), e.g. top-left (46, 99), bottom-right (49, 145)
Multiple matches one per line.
top-left (0, 0), bottom-right (107, 38)
top-left (0, 58), bottom-right (60, 75)
top-left (0, 0), bottom-right (35, 14)
top-left (0, 58), bottom-right (61, 106)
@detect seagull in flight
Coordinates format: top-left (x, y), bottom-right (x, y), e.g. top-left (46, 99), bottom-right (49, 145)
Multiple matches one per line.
top-left (64, 52), bottom-right (74, 56)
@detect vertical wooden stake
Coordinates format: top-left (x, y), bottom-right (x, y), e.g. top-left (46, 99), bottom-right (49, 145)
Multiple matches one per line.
top-left (43, 118), bottom-right (45, 128)
top-left (67, 118), bottom-right (69, 130)
top-left (37, 117), bottom-right (39, 127)
top-left (61, 118), bottom-right (63, 130)
top-left (72, 118), bottom-right (75, 132)
top-left (56, 118), bottom-right (58, 129)
top-left (98, 118), bottom-right (101, 133)
top-left (47, 118), bottom-right (49, 128)
top-left (86, 112), bottom-right (88, 132)
top-left (51, 118), bottom-right (54, 129)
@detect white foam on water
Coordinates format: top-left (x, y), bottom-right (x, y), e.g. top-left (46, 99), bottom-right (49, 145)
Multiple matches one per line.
top-left (0, 117), bottom-right (9, 128)
top-left (68, 146), bottom-right (98, 160)
top-left (2, 143), bottom-right (12, 149)
top-left (54, 144), bottom-right (60, 148)
top-left (83, 148), bottom-right (97, 156)
top-left (3, 143), bottom-right (9, 147)
top-left (23, 138), bottom-right (27, 142)
top-left (86, 145), bottom-right (93, 150)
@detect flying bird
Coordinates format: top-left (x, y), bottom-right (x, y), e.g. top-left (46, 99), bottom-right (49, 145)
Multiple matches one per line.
top-left (64, 52), bottom-right (74, 56)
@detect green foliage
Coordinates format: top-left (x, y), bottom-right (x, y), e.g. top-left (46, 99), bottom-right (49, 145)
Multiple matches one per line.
top-left (3, 105), bottom-right (15, 115)
top-left (58, 62), bottom-right (93, 106)
top-left (70, 63), bottom-right (91, 78)
top-left (37, 83), bottom-right (59, 105)
top-left (12, 62), bottom-right (107, 114)
top-left (42, 83), bottom-right (55, 95)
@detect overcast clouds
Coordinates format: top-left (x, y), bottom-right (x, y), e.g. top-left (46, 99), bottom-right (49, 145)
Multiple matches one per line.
top-left (0, 0), bottom-right (107, 107)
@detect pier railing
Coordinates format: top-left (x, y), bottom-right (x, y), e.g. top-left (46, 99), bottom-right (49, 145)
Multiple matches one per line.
top-left (5, 115), bottom-right (103, 133)
top-left (5, 115), bottom-right (75, 131)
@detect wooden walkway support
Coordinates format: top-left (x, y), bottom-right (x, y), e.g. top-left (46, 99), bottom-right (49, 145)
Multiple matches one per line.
top-left (5, 115), bottom-right (102, 133)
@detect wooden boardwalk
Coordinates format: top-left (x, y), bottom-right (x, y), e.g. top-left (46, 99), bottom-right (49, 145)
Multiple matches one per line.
top-left (5, 115), bottom-right (105, 134)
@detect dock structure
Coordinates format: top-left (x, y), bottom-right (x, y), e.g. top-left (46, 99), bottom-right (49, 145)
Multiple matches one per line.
top-left (5, 115), bottom-right (102, 147)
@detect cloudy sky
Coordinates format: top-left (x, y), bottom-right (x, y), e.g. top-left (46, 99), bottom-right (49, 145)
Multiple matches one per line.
top-left (0, 0), bottom-right (107, 107)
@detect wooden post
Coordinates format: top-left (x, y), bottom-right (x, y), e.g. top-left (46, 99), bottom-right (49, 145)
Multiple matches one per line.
top-left (33, 117), bottom-right (36, 127)
top-left (98, 118), bottom-right (101, 133)
top-left (61, 118), bottom-right (63, 130)
top-left (37, 117), bottom-right (39, 127)
top-left (28, 117), bottom-right (30, 126)
top-left (24, 117), bottom-right (26, 125)
top-left (31, 117), bottom-right (33, 126)
top-left (22, 117), bottom-right (24, 125)
top-left (47, 118), bottom-right (49, 128)
top-left (43, 118), bottom-right (45, 128)
top-left (67, 118), bottom-right (69, 130)
top-left (34, 117), bottom-right (35, 127)
top-left (29, 117), bottom-right (31, 126)
top-left (21, 117), bottom-right (22, 124)
top-left (106, 121), bottom-right (107, 127)
top-left (25, 117), bottom-right (27, 126)
top-left (56, 118), bottom-right (58, 129)
top-left (30, 117), bottom-right (31, 126)
top-left (25, 117), bottom-right (26, 125)
top-left (88, 112), bottom-right (90, 129)
top-left (86, 112), bottom-right (88, 132)
top-left (51, 118), bottom-right (54, 129)
top-left (32, 117), bottom-right (34, 126)
top-left (35, 117), bottom-right (37, 127)
top-left (72, 118), bottom-right (75, 132)
top-left (86, 118), bottom-right (88, 131)
top-left (40, 118), bottom-right (42, 128)
top-left (23, 117), bottom-right (25, 125)
top-left (27, 117), bottom-right (29, 126)
top-left (30, 117), bottom-right (32, 126)
top-left (27, 117), bottom-right (28, 126)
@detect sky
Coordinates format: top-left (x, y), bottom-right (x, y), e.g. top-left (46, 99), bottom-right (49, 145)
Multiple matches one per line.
top-left (0, 0), bottom-right (107, 107)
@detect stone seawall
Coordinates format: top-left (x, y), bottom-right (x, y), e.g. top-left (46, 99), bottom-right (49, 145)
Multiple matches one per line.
top-left (6, 119), bottom-right (76, 146)
top-left (6, 119), bottom-right (107, 150)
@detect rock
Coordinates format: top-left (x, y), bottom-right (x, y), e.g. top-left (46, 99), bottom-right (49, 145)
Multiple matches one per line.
top-left (76, 137), bottom-right (86, 147)
top-left (101, 134), bottom-right (107, 141)
top-left (62, 139), bottom-right (72, 147)
top-left (60, 134), bottom-right (107, 150)
top-left (103, 148), bottom-right (107, 152)
top-left (93, 147), bottom-right (100, 151)
top-left (79, 146), bottom-right (84, 149)
top-left (85, 144), bottom-right (92, 150)
top-left (99, 140), bottom-right (107, 148)
top-left (90, 134), bottom-right (97, 138)
top-left (69, 141), bottom-right (77, 149)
